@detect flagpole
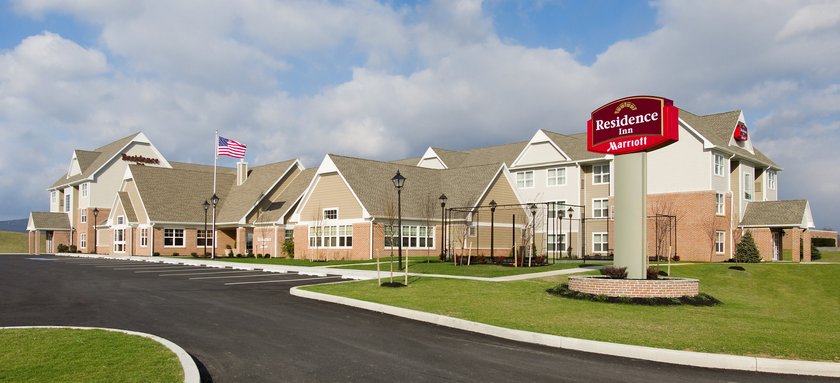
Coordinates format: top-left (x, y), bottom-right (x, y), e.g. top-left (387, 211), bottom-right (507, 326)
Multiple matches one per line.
top-left (212, 130), bottom-right (218, 259)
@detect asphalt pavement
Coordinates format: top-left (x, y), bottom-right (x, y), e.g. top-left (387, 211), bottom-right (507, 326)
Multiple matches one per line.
top-left (0, 254), bottom-right (831, 382)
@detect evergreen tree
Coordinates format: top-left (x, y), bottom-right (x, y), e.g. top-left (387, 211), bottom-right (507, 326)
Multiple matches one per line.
top-left (735, 230), bottom-right (762, 263)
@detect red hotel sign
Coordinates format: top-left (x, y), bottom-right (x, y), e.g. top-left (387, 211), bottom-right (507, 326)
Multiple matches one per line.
top-left (587, 96), bottom-right (679, 154)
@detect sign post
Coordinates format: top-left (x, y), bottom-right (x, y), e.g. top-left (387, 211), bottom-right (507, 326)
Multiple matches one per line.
top-left (588, 96), bottom-right (678, 279)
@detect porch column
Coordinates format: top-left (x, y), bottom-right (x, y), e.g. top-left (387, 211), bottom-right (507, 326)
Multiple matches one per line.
top-left (802, 229), bottom-right (812, 262)
top-left (35, 231), bottom-right (41, 255)
top-left (790, 228), bottom-right (802, 262)
top-left (236, 227), bottom-right (247, 255)
top-left (28, 231), bottom-right (34, 255)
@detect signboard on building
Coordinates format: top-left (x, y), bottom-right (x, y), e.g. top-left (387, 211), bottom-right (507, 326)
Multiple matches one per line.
top-left (587, 96), bottom-right (679, 154)
top-left (734, 122), bottom-right (749, 141)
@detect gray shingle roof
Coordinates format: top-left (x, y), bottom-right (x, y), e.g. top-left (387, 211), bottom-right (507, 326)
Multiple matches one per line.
top-left (170, 161), bottom-right (235, 174)
top-left (330, 155), bottom-right (502, 220)
top-left (541, 130), bottom-right (606, 161)
top-left (117, 192), bottom-right (138, 223)
top-left (28, 212), bottom-right (71, 230)
top-left (255, 168), bottom-right (317, 224)
top-left (740, 200), bottom-right (808, 227)
top-left (51, 132), bottom-right (141, 189)
top-left (215, 160), bottom-right (297, 223)
top-left (679, 110), bottom-right (778, 168)
top-left (129, 164), bottom-right (235, 223)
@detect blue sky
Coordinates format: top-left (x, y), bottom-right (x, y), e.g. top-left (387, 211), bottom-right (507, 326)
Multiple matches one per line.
top-left (1, 0), bottom-right (838, 232)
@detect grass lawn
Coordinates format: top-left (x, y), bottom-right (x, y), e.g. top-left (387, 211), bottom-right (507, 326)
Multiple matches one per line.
top-left (339, 258), bottom-right (608, 278)
top-left (0, 231), bottom-right (43, 254)
top-left (305, 263), bottom-right (840, 362)
top-left (817, 250), bottom-right (840, 262)
top-left (0, 328), bottom-right (182, 383)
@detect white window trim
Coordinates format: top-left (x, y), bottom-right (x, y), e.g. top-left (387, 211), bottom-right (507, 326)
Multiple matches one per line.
top-left (546, 168), bottom-right (567, 187)
top-left (81, 183), bottom-right (89, 198)
top-left (546, 233), bottom-right (566, 252)
top-left (592, 232), bottom-right (609, 253)
top-left (592, 164), bottom-right (610, 185)
top-left (140, 227), bottom-right (149, 248)
top-left (767, 171), bottom-right (777, 191)
top-left (744, 172), bottom-right (753, 201)
top-left (80, 209), bottom-right (87, 223)
top-left (715, 231), bottom-right (726, 254)
top-left (309, 224), bottom-right (353, 249)
top-left (592, 198), bottom-right (609, 219)
top-left (713, 153), bottom-right (725, 177)
top-left (113, 227), bottom-right (126, 253)
top-left (715, 192), bottom-right (725, 216)
top-left (322, 208), bottom-right (339, 221)
top-left (196, 229), bottom-right (214, 247)
top-left (516, 171), bottom-right (534, 188)
top-left (79, 233), bottom-right (87, 249)
top-left (163, 228), bottom-right (186, 248)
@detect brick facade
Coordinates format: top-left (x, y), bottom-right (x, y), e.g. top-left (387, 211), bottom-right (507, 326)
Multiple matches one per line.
top-left (646, 191), bottom-right (731, 262)
top-left (568, 276), bottom-right (700, 298)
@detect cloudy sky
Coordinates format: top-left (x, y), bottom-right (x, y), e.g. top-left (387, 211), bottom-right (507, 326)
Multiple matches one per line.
top-left (1, 0), bottom-right (838, 230)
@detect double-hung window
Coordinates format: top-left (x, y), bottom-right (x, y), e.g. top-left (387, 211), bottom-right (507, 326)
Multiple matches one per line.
top-left (309, 225), bottom-right (352, 248)
top-left (547, 168), bottom-right (566, 186)
top-left (113, 228), bottom-right (125, 252)
top-left (140, 228), bottom-right (149, 247)
top-left (744, 173), bottom-right (753, 201)
top-left (80, 183), bottom-right (88, 198)
top-left (547, 234), bottom-right (566, 252)
top-left (79, 233), bottom-right (87, 249)
top-left (592, 198), bottom-right (609, 218)
top-left (715, 193), bottom-right (725, 215)
top-left (593, 164), bottom-right (610, 184)
top-left (80, 209), bottom-right (87, 223)
top-left (593, 233), bottom-right (609, 253)
top-left (516, 171), bottom-right (534, 188)
top-left (196, 230), bottom-right (213, 247)
top-left (384, 225), bottom-right (434, 248)
top-left (767, 171), bottom-right (777, 190)
top-left (714, 154), bottom-right (725, 176)
top-left (715, 231), bottom-right (725, 254)
top-left (164, 229), bottom-right (185, 247)
top-left (64, 193), bottom-right (71, 212)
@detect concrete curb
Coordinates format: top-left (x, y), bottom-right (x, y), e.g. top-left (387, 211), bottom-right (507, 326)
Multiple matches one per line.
top-left (1, 326), bottom-right (200, 383)
top-left (290, 286), bottom-right (840, 378)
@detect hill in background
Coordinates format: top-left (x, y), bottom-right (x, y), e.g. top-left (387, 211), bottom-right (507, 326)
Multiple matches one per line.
top-left (0, 219), bottom-right (27, 233)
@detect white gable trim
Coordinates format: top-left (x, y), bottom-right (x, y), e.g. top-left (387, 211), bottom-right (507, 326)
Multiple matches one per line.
top-left (291, 155), bottom-right (370, 222)
top-left (236, 159), bottom-right (304, 224)
top-left (417, 147), bottom-right (448, 169)
top-left (120, 167), bottom-right (151, 225)
top-left (511, 130), bottom-right (571, 168)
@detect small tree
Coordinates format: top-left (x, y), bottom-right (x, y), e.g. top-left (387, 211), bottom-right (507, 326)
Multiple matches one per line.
top-left (734, 230), bottom-right (761, 263)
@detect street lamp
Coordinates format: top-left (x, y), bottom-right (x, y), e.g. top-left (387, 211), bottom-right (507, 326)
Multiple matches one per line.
top-left (92, 207), bottom-right (99, 254)
top-left (529, 203), bottom-right (537, 264)
top-left (202, 200), bottom-right (210, 258)
top-left (489, 200), bottom-right (497, 262)
top-left (439, 194), bottom-right (447, 260)
top-left (567, 207), bottom-right (574, 258)
top-left (211, 193), bottom-right (219, 259)
top-left (391, 171), bottom-right (406, 270)
top-left (557, 208), bottom-right (565, 260)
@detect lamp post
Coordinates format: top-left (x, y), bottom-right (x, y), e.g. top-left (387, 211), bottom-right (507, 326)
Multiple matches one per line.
top-left (439, 194), bottom-right (447, 260)
top-left (567, 207), bottom-right (574, 258)
top-left (489, 200), bottom-right (497, 262)
top-left (529, 203), bottom-right (537, 264)
top-left (203, 200), bottom-right (210, 257)
top-left (558, 209), bottom-right (565, 260)
top-left (211, 193), bottom-right (219, 259)
top-left (92, 207), bottom-right (99, 254)
top-left (391, 171), bottom-right (406, 270)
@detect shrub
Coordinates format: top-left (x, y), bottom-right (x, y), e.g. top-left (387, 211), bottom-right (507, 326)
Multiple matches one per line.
top-left (190, 252), bottom-right (198, 257)
top-left (68, 245), bottom-right (77, 253)
top-left (546, 284), bottom-right (721, 306)
top-left (671, 255), bottom-right (680, 262)
top-left (264, 253), bottom-right (271, 258)
top-left (646, 266), bottom-right (660, 280)
top-left (600, 266), bottom-right (627, 279)
top-left (811, 241), bottom-right (822, 260)
top-left (282, 239), bottom-right (294, 258)
top-left (153, 252), bottom-right (160, 256)
top-left (734, 230), bottom-right (761, 263)
top-left (236, 253), bottom-right (243, 258)
top-left (56, 244), bottom-right (69, 253)
top-left (256, 253), bottom-right (263, 258)
top-left (172, 252), bottom-right (179, 257)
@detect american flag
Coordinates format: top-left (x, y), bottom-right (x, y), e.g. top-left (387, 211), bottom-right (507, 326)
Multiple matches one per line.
top-left (217, 136), bottom-right (247, 158)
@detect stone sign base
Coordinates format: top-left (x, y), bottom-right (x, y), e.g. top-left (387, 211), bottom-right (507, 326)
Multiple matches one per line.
top-left (568, 276), bottom-right (699, 298)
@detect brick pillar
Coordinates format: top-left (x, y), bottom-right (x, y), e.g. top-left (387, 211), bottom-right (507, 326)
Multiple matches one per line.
top-left (236, 227), bottom-right (247, 255)
top-left (35, 231), bottom-right (41, 255)
top-left (28, 231), bottom-right (34, 255)
top-left (802, 230), bottom-right (812, 262)
top-left (790, 228), bottom-right (801, 262)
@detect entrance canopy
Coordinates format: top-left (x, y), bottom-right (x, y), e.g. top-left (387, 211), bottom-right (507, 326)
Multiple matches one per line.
top-left (27, 212), bottom-right (71, 231)
top-left (740, 200), bottom-right (813, 229)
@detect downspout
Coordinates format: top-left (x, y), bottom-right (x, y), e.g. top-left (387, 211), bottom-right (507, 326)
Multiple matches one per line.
top-left (150, 222), bottom-right (155, 256)
top-left (728, 153), bottom-right (737, 259)
top-left (369, 217), bottom-right (375, 260)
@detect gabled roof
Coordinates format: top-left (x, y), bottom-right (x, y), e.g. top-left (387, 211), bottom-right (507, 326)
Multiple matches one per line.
top-left (215, 160), bottom-right (298, 224)
top-left (427, 148), bottom-right (470, 168)
top-left (540, 130), bottom-right (606, 162)
top-left (27, 212), bottom-right (71, 231)
top-left (456, 141), bottom-right (527, 167)
top-left (170, 161), bottom-right (236, 174)
top-left (51, 132), bottom-right (142, 189)
top-left (74, 150), bottom-right (100, 172)
top-left (740, 200), bottom-right (812, 228)
top-left (129, 164), bottom-right (235, 223)
top-left (255, 168), bottom-right (318, 224)
top-left (679, 110), bottom-right (778, 168)
top-left (117, 192), bottom-right (138, 223)
top-left (328, 155), bottom-right (503, 219)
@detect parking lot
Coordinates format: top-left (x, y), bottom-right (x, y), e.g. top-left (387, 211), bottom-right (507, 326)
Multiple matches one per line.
top-left (1, 254), bottom-right (828, 383)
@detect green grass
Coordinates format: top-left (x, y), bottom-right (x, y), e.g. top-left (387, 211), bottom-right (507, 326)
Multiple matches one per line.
top-left (0, 231), bottom-right (43, 254)
top-left (341, 258), bottom-right (607, 277)
top-left (818, 250), bottom-right (840, 262)
top-left (165, 255), bottom-right (375, 267)
top-left (0, 328), bottom-right (182, 383)
top-left (305, 263), bottom-right (840, 362)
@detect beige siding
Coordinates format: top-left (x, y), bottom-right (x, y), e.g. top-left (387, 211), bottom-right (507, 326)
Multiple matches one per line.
top-left (122, 179), bottom-right (149, 223)
top-left (300, 173), bottom-right (363, 221)
top-left (730, 161), bottom-right (741, 223)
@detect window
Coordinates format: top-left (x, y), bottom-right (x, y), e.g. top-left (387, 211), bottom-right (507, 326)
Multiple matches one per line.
top-left (79, 233), bottom-right (87, 249)
top-left (715, 231), bottom-right (725, 254)
top-left (309, 225), bottom-right (352, 248)
top-left (547, 201), bottom-right (567, 219)
top-left (768, 171), bottom-right (777, 190)
top-left (547, 168), bottom-right (566, 186)
top-left (51, 191), bottom-right (57, 203)
top-left (713, 153), bottom-right (725, 176)
top-left (196, 230), bottom-right (213, 247)
top-left (140, 228), bottom-right (148, 247)
top-left (592, 198), bottom-right (609, 218)
top-left (285, 229), bottom-right (294, 240)
top-left (593, 233), bottom-right (609, 253)
top-left (516, 171), bottom-right (534, 188)
top-left (593, 164), bottom-right (610, 184)
top-left (384, 225), bottom-right (434, 248)
top-left (715, 193), bottom-right (725, 216)
top-left (80, 209), bottom-right (87, 223)
top-left (547, 234), bottom-right (566, 252)
top-left (80, 183), bottom-right (88, 198)
top-left (164, 229), bottom-right (185, 247)
top-left (323, 209), bottom-right (338, 220)
top-left (114, 228), bottom-right (125, 252)
top-left (744, 173), bottom-right (753, 200)
top-left (116, 216), bottom-right (124, 225)
top-left (64, 193), bottom-right (71, 212)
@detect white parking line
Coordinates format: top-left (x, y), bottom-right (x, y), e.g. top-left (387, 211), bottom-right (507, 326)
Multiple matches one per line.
top-left (112, 266), bottom-right (191, 271)
top-left (225, 276), bottom-right (342, 286)
top-left (189, 274), bottom-right (276, 280)
top-left (134, 268), bottom-right (207, 273)
top-left (99, 264), bottom-right (165, 268)
top-left (159, 270), bottom-right (260, 277)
